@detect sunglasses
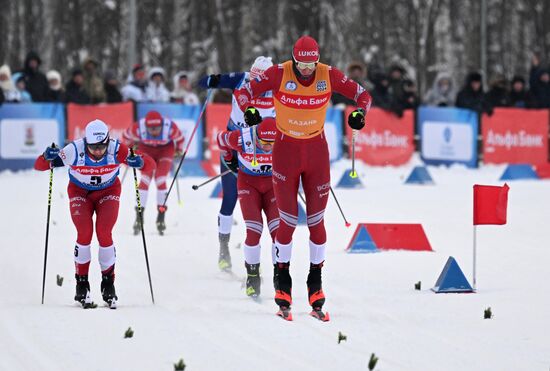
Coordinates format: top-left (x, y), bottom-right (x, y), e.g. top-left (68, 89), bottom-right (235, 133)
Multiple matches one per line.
top-left (295, 61), bottom-right (317, 70)
top-left (258, 138), bottom-right (274, 146)
top-left (87, 142), bottom-right (108, 151)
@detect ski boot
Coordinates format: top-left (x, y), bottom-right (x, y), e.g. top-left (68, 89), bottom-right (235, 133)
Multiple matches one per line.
top-left (75, 274), bottom-right (96, 309)
top-left (274, 262), bottom-right (293, 321)
top-left (307, 262), bottom-right (330, 322)
top-left (156, 205), bottom-right (167, 235)
top-left (218, 233), bottom-right (232, 272)
top-left (101, 271), bottom-right (118, 309)
top-left (245, 262), bottom-right (261, 297)
top-left (133, 207), bottom-right (144, 235)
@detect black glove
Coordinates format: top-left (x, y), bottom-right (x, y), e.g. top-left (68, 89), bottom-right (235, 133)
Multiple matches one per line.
top-left (207, 74), bottom-right (221, 88)
top-left (244, 106), bottom-right (262, 126)
top-left (225, 156), bottom-right (239, 173)
top-left (347, 108), bottom-right (365, 130)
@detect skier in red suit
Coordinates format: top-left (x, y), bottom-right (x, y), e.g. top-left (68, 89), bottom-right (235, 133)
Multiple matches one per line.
top-left (35, 119), bottom-right (155, 308)
top-left (234, 36), bottom-right (371, 320)
top-left (123, 110), bottom-right (184, 235)
top-left (217, 117), bottom-right (279, 298)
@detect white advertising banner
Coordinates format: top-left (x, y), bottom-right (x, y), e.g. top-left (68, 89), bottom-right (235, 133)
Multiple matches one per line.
top-left (421, 121), bottom-right (474, 162)
top-left (0, 119), bottom-right (60, 159)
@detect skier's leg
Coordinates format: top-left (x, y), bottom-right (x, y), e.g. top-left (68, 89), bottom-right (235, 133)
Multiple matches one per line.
top-left (218, 156), bottom-right (238, 271)
top-left (68, 183), bottom-right (94, 302)
top-left (301, 134), bottom-right (331, 309)
top-left (271, 135), bottom-right (302, 308)
top-left (154, 155), bottom-right (173, 234)
top-left (94, 180), bottom-right (121, 303)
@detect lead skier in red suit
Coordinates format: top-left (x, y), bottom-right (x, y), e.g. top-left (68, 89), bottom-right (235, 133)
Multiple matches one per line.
top-left (217, 117), bottom-right (279, 299)
top-left (235, 36), bottom-right (371, 321)
top-left (123, 110), bottom-right (184, 235)
top-left (35, 119), bottom-right (155, 308)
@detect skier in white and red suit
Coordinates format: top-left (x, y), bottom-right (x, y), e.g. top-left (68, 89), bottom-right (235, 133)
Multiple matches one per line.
top-left (217, 117), bottom-right (279, 298)
top-left (235, 36), bottom-right (371, 319)
top-left (34, 119), bottom-right (155, 307)
top-left (123, 110), bottom-right (184, 235)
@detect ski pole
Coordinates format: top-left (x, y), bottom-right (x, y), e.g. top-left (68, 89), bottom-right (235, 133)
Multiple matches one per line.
top-left (173, 157), bottom-right (182, 206)
top-left (298, 191), bottom-right (307, 205)
top-left (162, 89), bottom-right (212, 208)
top-left (349, 129), bottom-right (358, 178)
top-left (41, 143), bottom-right (55, 304)
top-left (120, 165), bottom-right (129, 184)
top-left (329, 186), bottom-right (351, 227)
top-left (130, 148), bottom-right (155, 304)
top-left (251, 125), bottom-right (258, 166)
top-left (192, 169), bottom-right (232, 190)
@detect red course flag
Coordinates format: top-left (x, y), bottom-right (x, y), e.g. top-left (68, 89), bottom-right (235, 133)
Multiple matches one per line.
top-left (473, 184), bottom-right (509, 225)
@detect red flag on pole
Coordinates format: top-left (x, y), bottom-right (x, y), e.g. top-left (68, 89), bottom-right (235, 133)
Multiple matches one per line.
top-left (473, 184), bottom-right (509, 225)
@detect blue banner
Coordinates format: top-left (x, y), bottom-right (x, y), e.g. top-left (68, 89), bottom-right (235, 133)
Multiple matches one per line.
top-left (418, 106), bottom-right (478, 168)
top-left (325, 107), bottom-right (344, 161)
top-left (137, 103), bottom-right (203, 161)
top-left (0, 103), bottom-right (66, 170)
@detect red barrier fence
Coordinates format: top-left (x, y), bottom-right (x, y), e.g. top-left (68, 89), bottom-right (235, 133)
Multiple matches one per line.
top-left (482, 108), bottom-right (549, 165)
top-left (67, 102), bottom-right (134, 141)
top-left (345, 107), bottom-right (414, 166)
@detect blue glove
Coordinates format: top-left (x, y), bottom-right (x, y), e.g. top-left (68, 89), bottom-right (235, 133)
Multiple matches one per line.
top-left (126, 154), bottom-right (144, 168)
top-left (43, 146), bottom-right (60, 161)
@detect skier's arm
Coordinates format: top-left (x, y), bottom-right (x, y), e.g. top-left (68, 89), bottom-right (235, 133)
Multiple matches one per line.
top-left (234, 65), bottom-right (282, 111)
top-left (122, 122), bottom-right (140, 148)
top-left (329, 67), bottom-right (372, 113)
top-left (116, 142), bottom-right (156, 172)
top-left (198, 73), bottom-right (247, 90)
top-left (169, 122), bottom-right (185, 153)
top-left (34, 143), bottom-right (74, 171)
top-left (217, 130), bottom-right (241, 156)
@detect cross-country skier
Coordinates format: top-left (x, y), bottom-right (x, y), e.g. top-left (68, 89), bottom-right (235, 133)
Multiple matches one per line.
top-left (217, 117), bottom-right (279, 298)
top-left (34, 119), bottom-right (155, 308)
top-left (123, 110), bottom-right (184, 235)
top-left (234, 36), bottom-right (371, 321)
top-left (198, 56), bottom-right (275, 272)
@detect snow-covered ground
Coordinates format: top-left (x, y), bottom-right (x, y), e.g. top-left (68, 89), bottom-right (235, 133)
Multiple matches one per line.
top-left (1, 158), bottom-right (549, 371)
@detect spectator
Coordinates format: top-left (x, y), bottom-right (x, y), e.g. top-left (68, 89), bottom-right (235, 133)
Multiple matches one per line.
top-left (424, 72), bottom-right (456, 106)
top-left (332, 61), bottom-right (373, 106)
top-left (46, 70), bottom-right (65, 102)
top-left (11, 72), bottom-right (33, 103)
top-left (145, 67), bottom-right (170, 102)
top-left (509, 76), bottom-right (535, 108)
top-left (0, 64), bottom-right (21, 102)
top-left (82, 57), bottom-right (106, 103)
top-left (104, 70), bottom-right (122, 103)
top-left (529, 67), bottom-right (550, 108)
top-left (65, 68), bottom-right (90, 104)
top-left (122, 64), bottom-right (148, 102)
top-left (388, 64), bottom-right (406, 102)
top-left (369, 71), bottom-right (401, 116)
top-left (485, 74), bottom-right (510, 108)
top-left (170, 71), bottom-right (199, 104)
top-left (398, 79), bottom-right (420, 110)
top-left (21, 51), bottom-right (50, 102)
top-left (455, 72), bottom-right (492, 115)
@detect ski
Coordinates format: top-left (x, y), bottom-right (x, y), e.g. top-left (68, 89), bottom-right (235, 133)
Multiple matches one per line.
top-left (156, 221), bottom-right (166, 236)
top-left (105, 298), bottom-right (117, 309)
top-left (78, 292), bottom-right (97, 309)
top-left (310, 308), bottom-right (330, 322)
top-left (276, 307), bottom-right (293, 321)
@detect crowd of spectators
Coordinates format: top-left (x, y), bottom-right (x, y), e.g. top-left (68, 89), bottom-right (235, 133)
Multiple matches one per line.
top-left (2, 50), bottom-right (550, 117)
top-left (0, 51), bottom-right (199, 106)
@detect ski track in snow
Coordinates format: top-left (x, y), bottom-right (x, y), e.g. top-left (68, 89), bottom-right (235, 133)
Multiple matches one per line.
top-left (1, 159), bottom-right (549, 371)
